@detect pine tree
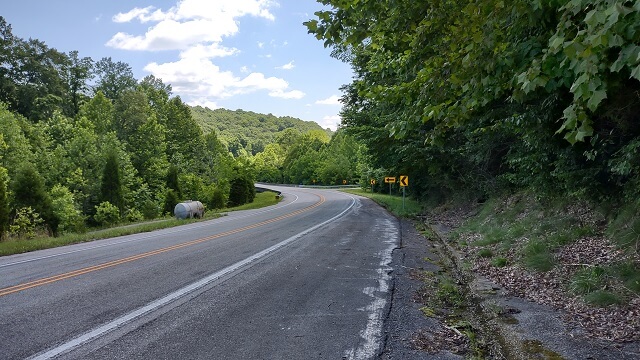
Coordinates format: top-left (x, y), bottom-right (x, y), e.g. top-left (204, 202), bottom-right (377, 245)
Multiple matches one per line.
top-left (166, 165), bottom-right (182, 200)
top-left (12, 163), bottom-right (59, 235)
top-left (100, 151), bottom-right (123, 215)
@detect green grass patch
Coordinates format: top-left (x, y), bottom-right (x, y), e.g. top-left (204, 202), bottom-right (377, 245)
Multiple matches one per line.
top-left (341, 188), bottom-right (422, 217)
top-left (225, 190), bottom-right (282, 211)
top-left (613, 262), bottom-right (640, 294)
top-left (570, 266), bottom-right (606, 295)
top-left (606, 201), bottom-right (640, 250)
top-left (491, 257), bottom-right (508, 267)
top-left (0, 191), bottom-right (281, 256)
top-left (584, 290), bottom-right (622, 307)
top-left (478, 248), bottom-right (494, 258)
top-left (522, 240), bottom-right (555, 272)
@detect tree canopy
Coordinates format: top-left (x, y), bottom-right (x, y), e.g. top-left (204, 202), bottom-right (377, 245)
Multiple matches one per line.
top-left (305, 0), bottom-right (640, 201)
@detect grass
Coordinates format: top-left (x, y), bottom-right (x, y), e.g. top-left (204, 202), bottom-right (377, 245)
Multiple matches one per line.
top-left (570, 266), bottom-right (606, 295)
top-left (341, 188), bottom-right (422, 217)
top-left (584, 290), bottom-right (622, 306)
top-left (0, 191), bottom-right (281, 257)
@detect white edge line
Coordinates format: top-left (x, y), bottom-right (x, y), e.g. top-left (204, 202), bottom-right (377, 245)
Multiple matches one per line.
top-left (29, 194), bottom-right (356, 360)
top-left (0, 193), bottom-right (300, 269)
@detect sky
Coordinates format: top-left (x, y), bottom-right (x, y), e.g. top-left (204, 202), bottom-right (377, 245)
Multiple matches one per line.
top-left (2, 0), bottom-right (352, 130)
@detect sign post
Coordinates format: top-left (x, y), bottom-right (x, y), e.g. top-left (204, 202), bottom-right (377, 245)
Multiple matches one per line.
top-left (384, 177), bottom-right (396, 195)
top-left (370, 178), bottom-right (376, 192)
top-left (399, 175), bottom-right (408, 211)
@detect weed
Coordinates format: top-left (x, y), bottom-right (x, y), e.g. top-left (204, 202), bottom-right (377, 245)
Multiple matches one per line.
top-left (522, 240), bottom-right (554, 272)
top-left (613, 262), bottom-right (640, 294)
top-left (606, 202), bottom-right (640, 251)
top-left (491, 257), bottom-right (508, 267)
top-left (570, 266), bottom-right (606, 295)
top-left (584, 290), bottom-right (622, 307)
top-left (478, 248), bottom-right (493, 258)
top-left (437, 280), bottom-right (466, 308)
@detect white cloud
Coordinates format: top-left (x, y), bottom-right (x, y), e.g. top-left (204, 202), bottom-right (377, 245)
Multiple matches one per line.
top-left (276, 61), bottom-right (295, 70)
top-left (188, 98), bottom-right (219, 110)
top-left (315, 95), bottom-right (341, 105)
top-left (111, 0), bottom-right (305, 109)
top-left (257, 42), bottom-right (264, 49)
top-left (179, 43), bottom-right (239, 60)
top-left (144, 59), bottom-right (304, 100)
top-left (108, 0), bottom-right (276, 51)
top-left (317, 115), bottom-right (341, 131)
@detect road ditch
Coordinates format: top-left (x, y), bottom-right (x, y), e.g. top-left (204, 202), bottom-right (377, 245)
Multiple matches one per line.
top-left (383, 215), bottom-right (640, 359)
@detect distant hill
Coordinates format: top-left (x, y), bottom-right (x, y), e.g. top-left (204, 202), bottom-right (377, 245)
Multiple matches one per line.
top-left (190, 106), bottom-right (330, 156)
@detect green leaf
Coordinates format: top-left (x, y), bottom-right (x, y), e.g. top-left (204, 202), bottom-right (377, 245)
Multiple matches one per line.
top-left (631, 65), bottom-right (640, 81)
top-left (587, 89), bottom-right (607, 111)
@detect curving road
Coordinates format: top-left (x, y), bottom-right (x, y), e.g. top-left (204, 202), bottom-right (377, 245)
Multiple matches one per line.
top-left (0, 186), bottom-right (400, 360)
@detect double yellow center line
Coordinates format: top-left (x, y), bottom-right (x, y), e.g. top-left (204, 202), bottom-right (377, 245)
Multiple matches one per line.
top-left (0, 194), bottom-right (325, 297)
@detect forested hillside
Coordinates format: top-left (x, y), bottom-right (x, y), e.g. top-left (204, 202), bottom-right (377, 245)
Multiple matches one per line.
top-left (0, 16), bottom-right (263, 239)
top-left (190, 106), bottom-right (328, 156)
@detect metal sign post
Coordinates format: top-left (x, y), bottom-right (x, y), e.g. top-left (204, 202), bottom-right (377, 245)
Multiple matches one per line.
top-left (399, 175), bottom-right (408, 211)
top-left (384, 177), bottom-right (396, 195)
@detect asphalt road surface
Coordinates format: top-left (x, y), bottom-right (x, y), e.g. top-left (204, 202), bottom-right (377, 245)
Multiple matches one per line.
top-left (0, 186), bottom-right (400, 360)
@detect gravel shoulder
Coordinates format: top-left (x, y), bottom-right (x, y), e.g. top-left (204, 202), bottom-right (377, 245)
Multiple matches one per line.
top-left (383, 215), bottom-right (640, 359)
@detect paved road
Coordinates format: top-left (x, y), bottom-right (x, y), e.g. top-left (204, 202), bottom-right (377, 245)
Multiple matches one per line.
top-left (0, 186), bottom-right (400, 360)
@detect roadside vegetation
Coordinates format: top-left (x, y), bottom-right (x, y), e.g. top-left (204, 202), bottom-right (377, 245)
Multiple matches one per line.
top-left (341, 188), bottom-right (422, 217)
top-left (0, 191), bottom-right (281, 257)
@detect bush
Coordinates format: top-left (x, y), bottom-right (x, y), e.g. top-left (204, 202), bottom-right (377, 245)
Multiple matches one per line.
top-left (124, 208), bottom-right (144, 223)
top-left (163, 189), bottom-right (179, 215)
top-left (141, 199), bottom-right (161, 220)
top-left (210, 187), bottom-right (227, 209)
top-left (228, 177), bottom-right (255, 207)
top-left (50, 184), bottom-right (85, 234)
top-left (94, 201), bottom-right (120, 226)
top-left (9, 207), bottom-right (44, 239)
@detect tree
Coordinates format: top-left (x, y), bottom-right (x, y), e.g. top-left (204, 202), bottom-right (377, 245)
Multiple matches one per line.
top-left (12, 163), bottom-right (59, 235)
top-left (100, 151), bottom-right (123, 215)
top-left (94, 57), bottom-right (136, 102)
top-left (166, 165), bottom-right (182, 200)
top-left (63, 50), bottom-right (93, 116)
top-left (0, 166), bottom-right (9, 239)
top-left (163, 189), bottom-right (179, 216)
top-left (79, 91), bottom-right (114, 135)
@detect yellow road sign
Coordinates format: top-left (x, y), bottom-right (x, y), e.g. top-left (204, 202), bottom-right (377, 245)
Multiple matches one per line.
top-left (399, 175), bottom-right (408, 187)
top-left (384, 177), bottom-right (396, 183)
top-left (370, 179), bottom-right (376, 185)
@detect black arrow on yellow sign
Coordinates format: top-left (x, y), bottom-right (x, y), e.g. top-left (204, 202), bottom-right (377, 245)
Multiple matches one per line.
top-left (399, 175), bottom-right (408, 187)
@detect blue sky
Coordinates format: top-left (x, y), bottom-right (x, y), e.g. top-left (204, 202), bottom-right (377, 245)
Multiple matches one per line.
top-left (2, 0), bottom-right (352, 130)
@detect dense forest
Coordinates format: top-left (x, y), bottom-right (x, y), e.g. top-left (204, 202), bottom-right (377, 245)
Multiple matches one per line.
top-left (0, 16), bottom-right (363, 240)
top-left (191, 107), bottom-right (330, 156)
top-left (306, 0), bottom-right (640, 204)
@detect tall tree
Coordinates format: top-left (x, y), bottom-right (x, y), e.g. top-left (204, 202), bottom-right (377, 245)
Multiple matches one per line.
top-left (100, 150), bottom-right (123, 215)
top-left (63, 50), bottom-right (93, 116)
top-left (94, 57), bottom-right (136, 102)
top-left (12, 163), bottom-right (59, 235)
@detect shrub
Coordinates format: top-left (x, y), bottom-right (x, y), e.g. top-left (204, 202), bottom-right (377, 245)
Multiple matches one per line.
top-left (50, 184), bottom-right (85, 234)
top-left (124, 208), bottom-right (144, 223)
top-left (228, 177), bottom-right (255, 207)
top-left (94, 201), bottom-right (120, 226)
top-left (570, 266), bottom-right (606, 295)
top-left (210, 187), bottom-right (227, 209)
top-left (163, 189), bottom-right (179, 216)
top-left (9, 207), bottom-right (44, 239)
